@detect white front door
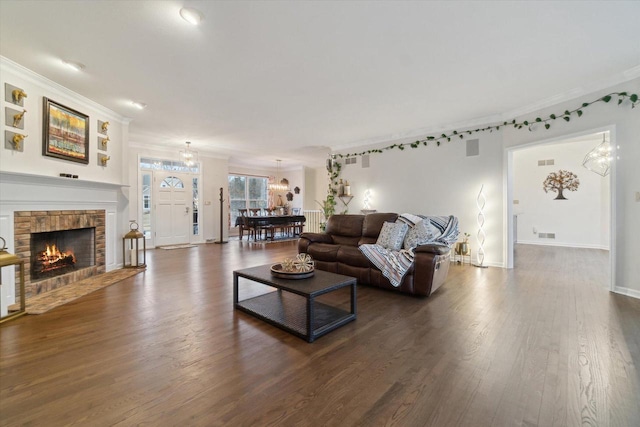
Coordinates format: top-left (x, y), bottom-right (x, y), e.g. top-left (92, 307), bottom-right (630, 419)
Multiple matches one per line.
top-left (154, 172), bottom-right (191, 246)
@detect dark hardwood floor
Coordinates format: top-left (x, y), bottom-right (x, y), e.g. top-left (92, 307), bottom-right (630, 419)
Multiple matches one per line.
top-left (1, 243), bottom-right (639, 426)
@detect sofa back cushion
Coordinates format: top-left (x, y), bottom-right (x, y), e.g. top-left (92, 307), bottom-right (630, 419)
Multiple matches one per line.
top-left (326, 215), bottom-right (365, 246)
top-left (359, 213), bottom-right (398, 245)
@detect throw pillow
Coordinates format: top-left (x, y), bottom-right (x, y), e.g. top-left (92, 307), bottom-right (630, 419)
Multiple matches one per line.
top-left (403, 219), bottom-right (438, 250)
top-left (376, 222), bottom-right (409, 251)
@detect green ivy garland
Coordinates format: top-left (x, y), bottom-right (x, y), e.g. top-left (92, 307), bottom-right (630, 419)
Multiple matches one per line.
top-left (333, 91), bottom-right (638, 159)
top-left (317, 160), bottom-right (341, 228)
top-left (319, 91), bottom-right (637, 220)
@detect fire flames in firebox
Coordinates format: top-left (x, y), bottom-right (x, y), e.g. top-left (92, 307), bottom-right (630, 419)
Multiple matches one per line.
top-left (36, 244), bottom-right (76, 274)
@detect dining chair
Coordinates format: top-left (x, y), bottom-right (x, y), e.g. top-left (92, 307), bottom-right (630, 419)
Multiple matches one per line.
top-left (238, 209), bottom-right (256, 240)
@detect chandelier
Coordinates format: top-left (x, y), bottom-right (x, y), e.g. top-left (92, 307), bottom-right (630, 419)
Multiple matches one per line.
top-left (179, 141), bottom-right (198, 167)
top-left (268, 160), bottom-right (289, 192)
top-left (582, 134), bottom-right (611, 177)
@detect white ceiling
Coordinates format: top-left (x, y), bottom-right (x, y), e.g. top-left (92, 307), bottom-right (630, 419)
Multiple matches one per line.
top-left (1, 1), bottom-right (639, 168)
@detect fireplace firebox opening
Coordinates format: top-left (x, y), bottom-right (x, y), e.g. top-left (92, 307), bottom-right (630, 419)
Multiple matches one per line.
top-left (30, 228), bottom-right (96, 281)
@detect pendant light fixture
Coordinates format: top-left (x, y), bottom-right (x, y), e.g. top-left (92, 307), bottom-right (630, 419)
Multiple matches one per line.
top-left (582, 133), bottom-right (611, 177)
top-left (268, 159), bottom-right (289, 192)
top-left (179, 141), bottom-right (198, 167)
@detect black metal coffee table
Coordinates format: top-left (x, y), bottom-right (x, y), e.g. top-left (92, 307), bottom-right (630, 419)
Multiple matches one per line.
top-left (233, 265), bottom-right (357, 342)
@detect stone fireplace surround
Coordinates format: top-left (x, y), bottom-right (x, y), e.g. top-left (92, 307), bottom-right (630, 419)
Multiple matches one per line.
top-left (15, 210), bottom-right (106, 299)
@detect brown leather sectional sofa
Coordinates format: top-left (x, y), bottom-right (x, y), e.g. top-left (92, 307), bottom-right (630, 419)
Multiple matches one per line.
top-left (298, 213), bottom-right (451, 297)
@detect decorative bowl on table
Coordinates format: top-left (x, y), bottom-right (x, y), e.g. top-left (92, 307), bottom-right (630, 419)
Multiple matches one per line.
top-left (271, 253), bottom-right (314, 279)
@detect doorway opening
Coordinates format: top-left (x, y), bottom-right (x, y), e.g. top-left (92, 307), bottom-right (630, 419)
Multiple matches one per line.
top-left (139, 157), bottom-right (201, 247)
top-left (506, 126), bottom-right (615, 291)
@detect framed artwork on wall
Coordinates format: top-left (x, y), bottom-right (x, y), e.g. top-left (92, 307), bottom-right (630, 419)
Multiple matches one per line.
top-left (42, 97), bottom-right (90, 164)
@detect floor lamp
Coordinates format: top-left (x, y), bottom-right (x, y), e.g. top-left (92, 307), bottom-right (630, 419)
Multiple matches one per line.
top-left (474, 185), bottom-right (488, 268)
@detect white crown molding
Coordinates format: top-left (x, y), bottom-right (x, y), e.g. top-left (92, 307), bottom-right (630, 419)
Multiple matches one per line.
top-left (504, 65), bottom-right (640, 120)
top-left (0, 56), bottom-right (131, 124)
top-left (331, 113), bottom-right (505, 152)
top-left (331, 65), bottom-right (640, 152)
top-left (129, 140), bottom-right (230, 161)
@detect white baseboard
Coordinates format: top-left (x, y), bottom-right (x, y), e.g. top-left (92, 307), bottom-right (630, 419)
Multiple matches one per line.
top-left (612, 286), bottom-right (640, 299)
top-left (517, 240), bottom-right (609, 250)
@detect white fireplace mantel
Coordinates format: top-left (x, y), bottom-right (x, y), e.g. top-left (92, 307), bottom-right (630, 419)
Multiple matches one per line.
top-left (0, 171), bottom-right (127, 204)
top-left (0, 171), bottom-right (125, 316)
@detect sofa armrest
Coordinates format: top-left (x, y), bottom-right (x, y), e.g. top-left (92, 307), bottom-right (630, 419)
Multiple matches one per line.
top-left (414, 243), bottom-right (450, 255)
top-left (299, 232), bottom-right (333, 244)
top-left (412, 245), bottom-right (451, 296)
top-left (298, 232), bottom-right (333, 254)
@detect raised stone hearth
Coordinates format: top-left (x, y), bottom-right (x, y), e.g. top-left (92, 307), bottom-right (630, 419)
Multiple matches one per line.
top-left (14, 210), bottom-right (106, 299)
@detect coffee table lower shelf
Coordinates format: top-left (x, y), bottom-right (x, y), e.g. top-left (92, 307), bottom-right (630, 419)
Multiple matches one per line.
top-left (237, 291), bottom-right (354, 341)
top-left (234, 266), bottom-right (357, 342)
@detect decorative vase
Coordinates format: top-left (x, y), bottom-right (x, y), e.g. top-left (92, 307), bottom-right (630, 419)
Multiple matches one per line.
top-left (460, 242), bottom-right (470, 256)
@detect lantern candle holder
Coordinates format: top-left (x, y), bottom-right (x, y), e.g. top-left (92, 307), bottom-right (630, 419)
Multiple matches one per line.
top-left (123, 221), bottom-right (146, 268)
top-left (0, 237), bottom-right (26, 323)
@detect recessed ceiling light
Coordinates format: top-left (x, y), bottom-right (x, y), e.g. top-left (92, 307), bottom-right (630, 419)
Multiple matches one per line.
top-left (62, 59), bottom-right (85, 72)
top-left (131, 101), bottom-right (147, 110)
top-left (180, 7), bottom-right (204, 25)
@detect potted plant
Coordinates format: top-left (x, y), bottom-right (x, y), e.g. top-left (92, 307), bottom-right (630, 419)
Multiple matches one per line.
top-left (315, 197), bottom-right (335, 231)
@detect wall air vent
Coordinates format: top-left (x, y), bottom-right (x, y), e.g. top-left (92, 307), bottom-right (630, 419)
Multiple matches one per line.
top-left (538, 159), bottom-right (555, 166)
top-left (538, 233), bottom-right (556, 239)
top-left (345, 157), bottom-right (357, 165)
top-left (546, 159), bottom-right (555, 166)
top-left (466, 139), bottom-right (479, 157)
top-left (538, 160), bottom-right (546, 166)
top-left (361, 155), bottom-right (370, 168)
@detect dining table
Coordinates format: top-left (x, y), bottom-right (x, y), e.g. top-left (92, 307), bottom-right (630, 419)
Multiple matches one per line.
top-left (235, 215), bottom-right (306, 240)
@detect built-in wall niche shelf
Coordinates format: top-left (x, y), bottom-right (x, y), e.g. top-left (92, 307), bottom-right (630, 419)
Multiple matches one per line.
top-left (338, 195), bottom-right (354, 207)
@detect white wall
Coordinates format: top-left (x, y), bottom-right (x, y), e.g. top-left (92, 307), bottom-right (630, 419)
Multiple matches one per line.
top-left (513, 138), bottom-right (610, 249)
top-left (334, 131), bottom-right (504, 266)
top-left (312, 166), bottom-right (329, 211)
top-left (302, 166), bottom-right (317, 210)
top-left (0, 58), bottom-right (127, 184)
top-left (202, 155), bottom-right (230, 241)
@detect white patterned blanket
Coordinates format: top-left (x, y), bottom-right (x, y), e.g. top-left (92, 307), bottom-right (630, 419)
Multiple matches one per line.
top-left (359, 215), bottom-right (458, 287)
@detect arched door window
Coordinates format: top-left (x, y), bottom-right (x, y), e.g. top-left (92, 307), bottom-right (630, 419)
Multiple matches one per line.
top-left (160, 176), bottom-right (185, 189)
